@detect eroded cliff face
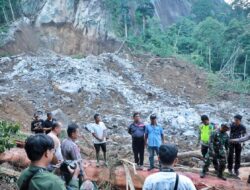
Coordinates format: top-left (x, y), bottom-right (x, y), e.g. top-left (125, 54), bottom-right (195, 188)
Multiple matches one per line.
top-left (153, 0), bottom-right (194, 26)
top-left (1, 0), bottom-right (227, 55)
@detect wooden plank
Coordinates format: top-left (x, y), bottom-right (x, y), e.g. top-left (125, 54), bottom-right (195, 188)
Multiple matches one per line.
top-left (123, 164), bottom-right (135, 190)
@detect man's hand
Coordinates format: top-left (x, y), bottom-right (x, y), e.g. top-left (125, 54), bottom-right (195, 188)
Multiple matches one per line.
top-left (68, 163), bottom-right (80, 179)
top-left (196, 142), bottom-right (200, 147)
top-left (229, 139), bottom-right (238, 143)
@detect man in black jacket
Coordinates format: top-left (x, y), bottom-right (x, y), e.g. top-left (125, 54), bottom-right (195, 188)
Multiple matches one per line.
top-left (128, 112), bottom-right (145, 170)
top-left (44, 112), bottom-right (57, 134)
top-left (31, 113), bottom-right (45, 134)
top-left (228, 114), bottom-right (247, 176)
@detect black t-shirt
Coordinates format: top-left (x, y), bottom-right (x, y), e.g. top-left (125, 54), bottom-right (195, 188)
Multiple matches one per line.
top-left (230, 123), bottom-right (247, 139)
top-left (44, 118), bottom-right (57, 134)
top-left (31, 119), bottom-right (45, 134)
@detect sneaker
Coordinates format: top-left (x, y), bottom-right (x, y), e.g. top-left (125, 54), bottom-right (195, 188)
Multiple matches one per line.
top-left (96, 162), bottom-right (100, 167)
top-left (104, 162), bottom-right (108, 167)
top-left (200, 170), bottom-right (206, 178)
top-left (139, 165), bottom-right (144, 170)
top-left (234, 170), bottom-right (239, 176)
top-left (147, 167), bottom-right (154, 171)
top-left (228, 169), bottom-right (233, 175)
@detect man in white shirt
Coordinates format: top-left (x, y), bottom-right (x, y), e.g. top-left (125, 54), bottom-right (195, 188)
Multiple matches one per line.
top-left (48, 122), bottom-right (64, 162)
top-left (91, 114), bottom-right (108, 167)
top-left (143, 144), bottom-right (196, 190)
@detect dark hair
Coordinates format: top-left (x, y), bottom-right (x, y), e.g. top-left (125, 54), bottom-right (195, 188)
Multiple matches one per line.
top-left (67, 123), bottom-right (79, 137)
top-left (25, 134), bottom-right (54, 161)
top-left (159, 144), bottom-right (178, 165)
top-left (94, 113), bottom-right (100, 120)
top-left (150, 114), bottom-right (157, 120)
top-left (47, 112), bottom-right (52, 117)
top-left (221, 123), bottom-right (229, 129)
top-left (234, 114), bottom-right (242, 121)
top-left (52, 122), bottom-right (61, 130)
top-left (201, 115), bottom-right (209, 122)
top-left (133, 112), bottom-right (140, 118)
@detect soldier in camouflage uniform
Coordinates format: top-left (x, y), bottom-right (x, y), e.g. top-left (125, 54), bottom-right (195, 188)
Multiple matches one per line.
top-left (200, 124), bottom-right (229, 180)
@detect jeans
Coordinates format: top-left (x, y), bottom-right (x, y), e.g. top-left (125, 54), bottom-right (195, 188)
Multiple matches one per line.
top-left (132, 137), bottom-right (145, 166)
top-left (148, 146), bottom-right (160, 169)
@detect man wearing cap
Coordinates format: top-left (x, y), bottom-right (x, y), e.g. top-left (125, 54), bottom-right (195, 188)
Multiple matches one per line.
top-left (31, 113), bottom-right (45, 134)
top-left (145, 114), bottom-right (164, 171)
top-left (200, 124), bottom-right (229, 180)
top-left (44, 112), bottom-right (57, 134)
top-left (228, 114), bottom-right (247, 176)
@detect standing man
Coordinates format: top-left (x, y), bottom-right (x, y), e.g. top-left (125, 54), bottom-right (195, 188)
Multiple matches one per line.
top-left (200, 124), bottom-right (229, 180)
top-left (228, 114), bottom-right (247, 176)
top-left (143, 144), bottom-right (196, 190)
top-left (61, 123), bottom-right (87, 181)
top-left (44, 112), bottom-right (57, 134)
top-left (128, 112), bottom-right (145, 170)
top-left (91, 114), bottom-right (108, 167)
top-left (31, 112), bottom-right (45, 134)
top-left (48, 122), bottom-right (64, 163)
top-left (145, 114), bottom-right (164, 171)
top-left (197, 115), bottom-right (214, 158)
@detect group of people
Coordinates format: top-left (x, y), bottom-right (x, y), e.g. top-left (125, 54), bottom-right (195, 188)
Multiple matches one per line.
top-left (17, 111), bottom-right (249, 190)
top-left (197, 114), bottom-right (247, 180)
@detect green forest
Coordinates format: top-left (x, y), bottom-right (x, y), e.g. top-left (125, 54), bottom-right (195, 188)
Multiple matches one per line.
top-left (105, 0), bottom-right (250, 93)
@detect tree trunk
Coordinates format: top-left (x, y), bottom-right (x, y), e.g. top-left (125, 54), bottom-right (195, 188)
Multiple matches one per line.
top-left (1, 7), bottom-right (9, 24)
top-left (8, 0), bottom-right (15, 21)
top-left (142, 16), bottom-right (146, 36)
top-left (208, 46), bottom-right (211, 71)
top-left (243, 54), bottom-right (247, 81)
top-left (124, 14), bottom-right (128, 39)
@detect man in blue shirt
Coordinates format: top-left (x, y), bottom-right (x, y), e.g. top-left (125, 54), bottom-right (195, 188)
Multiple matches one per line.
top-left (145, 114), bottom-right (164, 170)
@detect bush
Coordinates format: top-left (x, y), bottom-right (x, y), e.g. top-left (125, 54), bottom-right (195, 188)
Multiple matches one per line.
top-left (0, 120), bottom-right (20, 153)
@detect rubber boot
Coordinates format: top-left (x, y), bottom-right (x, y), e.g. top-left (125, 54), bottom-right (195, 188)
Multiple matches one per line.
top-left (200, 169), bottom-right (206, 178)
top-left (217, 171), bottom-right (227, 181)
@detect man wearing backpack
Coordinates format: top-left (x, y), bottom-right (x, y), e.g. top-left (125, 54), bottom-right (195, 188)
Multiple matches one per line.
top-left (17, 134), bottom-right (79, 190)
top-left (143, 144), bottom-right (196, 190)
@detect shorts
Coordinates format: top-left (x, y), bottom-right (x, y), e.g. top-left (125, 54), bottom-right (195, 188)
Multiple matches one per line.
top-left (94, 143), bottom-right (106, 153)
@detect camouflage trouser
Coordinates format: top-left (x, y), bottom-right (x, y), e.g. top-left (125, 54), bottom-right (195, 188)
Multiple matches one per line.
top-left (203, 149), bottom-right (226, 174)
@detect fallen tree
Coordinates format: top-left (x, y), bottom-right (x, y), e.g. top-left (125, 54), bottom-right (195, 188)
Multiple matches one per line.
top-left (0, 148), bottom-right (249, 190)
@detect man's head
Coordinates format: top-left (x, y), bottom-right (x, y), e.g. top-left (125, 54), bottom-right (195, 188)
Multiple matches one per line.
top-left (133, 112), bottom-right (141, 123)
top-left (234, 114), bottom-right (242, 126)
top-left (150, 114), bottom-right (157, 125)
top-left (34, 113), bottom-right (39, 120)
top-left (159, 144), bottom-right (178, 166)
top-left (25, 134), bottom-right (54, 165)
top-left (52, 122), bottom-right (62, 135)
top-left (47, 112), bottom-right (52, 120)
top-left (201, 115), bottom-right (209, 125)
top-left (94, 114), bottom-right (101, 124)
top-left (220, 123), bottom-right (230, 133)
top-left (67, 123), bottom-right (79, 140)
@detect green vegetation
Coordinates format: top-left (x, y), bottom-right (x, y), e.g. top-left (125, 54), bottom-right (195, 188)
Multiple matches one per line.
top-left (105, 0), bottom-right (250, 94)
top-left (0, 120), bottom-right (20, 153)
top-left (0, 0), bottom-right (21, 25)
